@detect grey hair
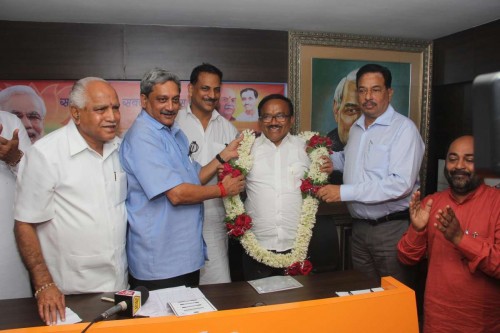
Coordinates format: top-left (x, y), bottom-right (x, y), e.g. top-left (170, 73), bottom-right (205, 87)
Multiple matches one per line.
top-left (0, 85), bottom-right (47, 118)
top-left (69, 77), bottom-right (106, 109)
top-left (140, 68), bottom-right (181, 97)
top-left (333, 68), bottom-right (359, 106)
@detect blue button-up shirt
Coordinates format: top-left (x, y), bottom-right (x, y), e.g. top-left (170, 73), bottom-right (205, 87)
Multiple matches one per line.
top-left (331, 105), bottom-right (425, 219)
top-left (120, 110), bottom-right (205, 280)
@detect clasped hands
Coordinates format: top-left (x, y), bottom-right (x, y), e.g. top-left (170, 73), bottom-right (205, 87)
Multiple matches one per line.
top-left (409, 190), bottom-right (464, 245)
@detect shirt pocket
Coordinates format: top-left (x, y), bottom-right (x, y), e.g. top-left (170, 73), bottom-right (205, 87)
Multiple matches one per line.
top-left (115, 171), bottom-right (127, 206)
top-left (287, 161), bottom-right (308, 191)
top-left (364, 143), bottom-right (389, 177)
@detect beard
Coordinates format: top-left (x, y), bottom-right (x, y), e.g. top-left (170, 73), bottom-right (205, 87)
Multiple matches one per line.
top-left (444, 167), bottom-right (482, 195)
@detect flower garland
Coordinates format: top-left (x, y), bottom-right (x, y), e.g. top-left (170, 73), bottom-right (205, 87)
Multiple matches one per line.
top-left (220, 130), bottom-right (332, 275)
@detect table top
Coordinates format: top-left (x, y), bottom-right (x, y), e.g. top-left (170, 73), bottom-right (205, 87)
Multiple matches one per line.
top-left (0, 270), bottom-right (378, 330)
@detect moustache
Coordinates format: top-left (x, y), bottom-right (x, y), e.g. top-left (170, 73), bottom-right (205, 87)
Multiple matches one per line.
top-left (204, 98), bottom-right (218, 103)
top-left (267, 124), bottom-right (282, 129)
top-left (450, 170), bottom-right (471, 177)
top-left (362, 101), bottom-right (377, 108)
top-left (160, 110), bottom-right (177, 116)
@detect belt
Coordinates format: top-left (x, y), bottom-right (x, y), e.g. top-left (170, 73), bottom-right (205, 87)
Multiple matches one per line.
top-left (353, 209), bottom-right (409, 226)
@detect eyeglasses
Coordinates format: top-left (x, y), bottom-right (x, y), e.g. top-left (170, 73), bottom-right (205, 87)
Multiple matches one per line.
top-left (259, 114), bottom-right (291, 123)
top-left (357, 87), bottom-right (385, 96)
top-left (188, 141), bottom-right (199, 157)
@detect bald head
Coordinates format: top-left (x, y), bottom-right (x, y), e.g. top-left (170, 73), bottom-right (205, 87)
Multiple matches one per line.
top-left (448, 135), bottom-right (474, 156)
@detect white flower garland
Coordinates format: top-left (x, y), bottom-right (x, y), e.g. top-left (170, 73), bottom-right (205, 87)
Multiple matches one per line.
top-left (222, 130), bottom-right (328, 268)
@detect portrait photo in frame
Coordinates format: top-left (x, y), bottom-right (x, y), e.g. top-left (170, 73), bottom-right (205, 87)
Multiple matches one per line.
top-left (288, 31), bottom-right (432, 193)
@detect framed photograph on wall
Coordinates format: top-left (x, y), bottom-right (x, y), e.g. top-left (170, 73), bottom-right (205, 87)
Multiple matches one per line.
top-left (0, 80), bottom-right (287, 138)
top-left (288, 31), bottom-right (432, 193)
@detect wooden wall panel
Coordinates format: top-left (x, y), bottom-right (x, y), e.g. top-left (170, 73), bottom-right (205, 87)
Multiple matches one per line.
top-left (124, 26), bottom-right (288, 82)
top-left (0, 21), bottom-right (288, 82)
top-left (0, 21), bottom-right (124, 80)
top-left (427, 19), bottom-right (500, 193)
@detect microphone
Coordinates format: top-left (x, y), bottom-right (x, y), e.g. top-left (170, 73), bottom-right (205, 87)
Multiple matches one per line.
top-left (96, 286), bottom-right (149, 322)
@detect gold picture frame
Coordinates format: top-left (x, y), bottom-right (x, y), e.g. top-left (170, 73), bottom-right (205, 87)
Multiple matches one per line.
top-left (288, 31), bottom-right (432, 193)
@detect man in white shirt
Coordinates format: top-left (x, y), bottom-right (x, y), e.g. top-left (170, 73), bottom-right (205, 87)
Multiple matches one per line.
top-left (14, 78), bottom-right (128, 325)
top-left (177, 64), bottom-right (239, 284)
top-left (0, 111), bottom-right (31, 300)
top-left (243, 94), bottom-right (332, 280)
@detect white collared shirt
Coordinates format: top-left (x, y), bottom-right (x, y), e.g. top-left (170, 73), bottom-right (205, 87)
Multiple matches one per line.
top-left (0, 111), bottom-right (31, 299)
top-left (245, 134), bottom-right (310, 251)
top-left (176, 106), bottom-right (239, 217)
top-left (15, 120), bottom-right (128, 294)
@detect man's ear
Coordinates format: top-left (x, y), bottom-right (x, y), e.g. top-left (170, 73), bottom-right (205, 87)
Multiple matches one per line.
top-left (70, 106), bottom-right (80, 124)
top-left (333, 101), bottom-right (340, 121)
top-left (388, 88), bottom-right (394, 101)
top-left (188, 83), bottom-right (194, 98)
top-left (140, 94), bottom-right (148, 109)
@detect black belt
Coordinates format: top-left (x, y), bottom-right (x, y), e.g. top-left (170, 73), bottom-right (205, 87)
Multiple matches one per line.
top-left (353, 209), bottom-right (409, 226)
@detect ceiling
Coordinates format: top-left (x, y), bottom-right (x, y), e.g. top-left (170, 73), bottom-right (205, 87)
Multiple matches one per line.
top-left (0, 0), bottom-right (499, 40)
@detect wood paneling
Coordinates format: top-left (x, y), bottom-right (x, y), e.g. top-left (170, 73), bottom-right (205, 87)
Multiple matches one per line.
top-left (124, 26), bottom-right (288, 81)
top-left (0, 21), bottom-right (124, 80)
top-left (427, 19), bottom-right (500, 193)
top-left (0, 21), bottom-right (287, 82)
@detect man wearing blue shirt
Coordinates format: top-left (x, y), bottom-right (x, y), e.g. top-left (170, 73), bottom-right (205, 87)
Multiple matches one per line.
top-left (120, 68), bottom-right (245, 290)
top-left (317, 64), bottom-right (424, 287)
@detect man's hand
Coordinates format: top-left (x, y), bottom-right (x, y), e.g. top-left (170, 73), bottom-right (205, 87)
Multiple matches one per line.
top-left (316, 185), bottom-right (341, 203)
top-left (0, 126), bottom-right (23, 165)
top-left (434, 205), bottom-right (464, 245)
top-left (219, 135), bottom-right (243, 162)
top-left (37, 285), bottom-right (66, 325)
top-left (409, 190), bottom-right (432, 232)
top-left (319, 156), bottom-right (333, 175)
top-left (221, 174), bottom-right (245, 196)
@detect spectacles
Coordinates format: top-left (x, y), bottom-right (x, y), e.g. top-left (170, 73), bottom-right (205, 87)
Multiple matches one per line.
top-left (259, 114), bottom-right (291, 123)
top-left (188, 141), bottom-right (199, 157)
top-left (357, 87), bottom-right (385, 96)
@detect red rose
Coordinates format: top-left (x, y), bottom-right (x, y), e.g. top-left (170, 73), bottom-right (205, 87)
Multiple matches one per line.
top-left (231, 168), bottom-right (242, 177)
top-left (300, 178), bottom-right (314, 194)
top-left (309, 135), bottom-right (320, 146)
top-left (286, 260), bottom-right (313, 276)
top-left (299, 259), bottom-right (313, 275)
top-left (235, 214), bottom-right (252, 229)
top-left (218, 163), bottom-right (234, 181)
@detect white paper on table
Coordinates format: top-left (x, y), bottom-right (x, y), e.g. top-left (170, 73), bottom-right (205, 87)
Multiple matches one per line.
top-left (349, 289), bottom-right (372, 295)
top-left (136, 286), bottom-right (210, 317)
top-left (169, 297), bottom-right (217, 316)
top-left (56, 307), bottom-right (82, 325)
top-left (247, 275), bottom-right (303, 294)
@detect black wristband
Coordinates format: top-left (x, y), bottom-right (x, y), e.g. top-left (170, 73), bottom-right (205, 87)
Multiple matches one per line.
top-left (216, 153), bottom-right (226, 164)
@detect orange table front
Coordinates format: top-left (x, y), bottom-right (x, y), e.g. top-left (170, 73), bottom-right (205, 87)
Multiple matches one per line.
top-left (5, 277), bottom-right (417, 333)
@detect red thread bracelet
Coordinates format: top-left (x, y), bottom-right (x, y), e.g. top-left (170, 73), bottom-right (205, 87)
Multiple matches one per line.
top-left (217, 181), bottom-right (227, 197)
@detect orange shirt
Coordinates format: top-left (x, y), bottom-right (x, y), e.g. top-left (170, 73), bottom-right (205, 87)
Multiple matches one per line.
top-left (398, 184), bottom-right (500, 333)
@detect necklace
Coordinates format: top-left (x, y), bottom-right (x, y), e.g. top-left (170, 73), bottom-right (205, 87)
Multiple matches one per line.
top-left (220, 130), bottom-right (332, 274)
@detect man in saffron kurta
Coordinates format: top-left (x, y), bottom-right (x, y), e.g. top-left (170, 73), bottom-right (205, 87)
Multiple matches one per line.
top-left (397, 136), bottom-right (500, 333)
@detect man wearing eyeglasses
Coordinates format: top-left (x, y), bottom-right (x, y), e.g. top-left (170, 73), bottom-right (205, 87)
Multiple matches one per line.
top-left (242, 94), bottom-right (332, 280)
top-left (120, 68), bottom-right (244, 290)
top-left (317, 64), bottom-right (425, 288)
top-left (176, 63), bottom-right (239, 285)
top-left (0, 85), bottom-right (46, 143)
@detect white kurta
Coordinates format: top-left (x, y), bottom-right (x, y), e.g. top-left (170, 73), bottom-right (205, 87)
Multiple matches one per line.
top-left (176, 106), bottom-right (239, 284)
top-left (15, 120), bottom-right (128, 294)
top-left (0, 111), bottom-right (32, 299)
